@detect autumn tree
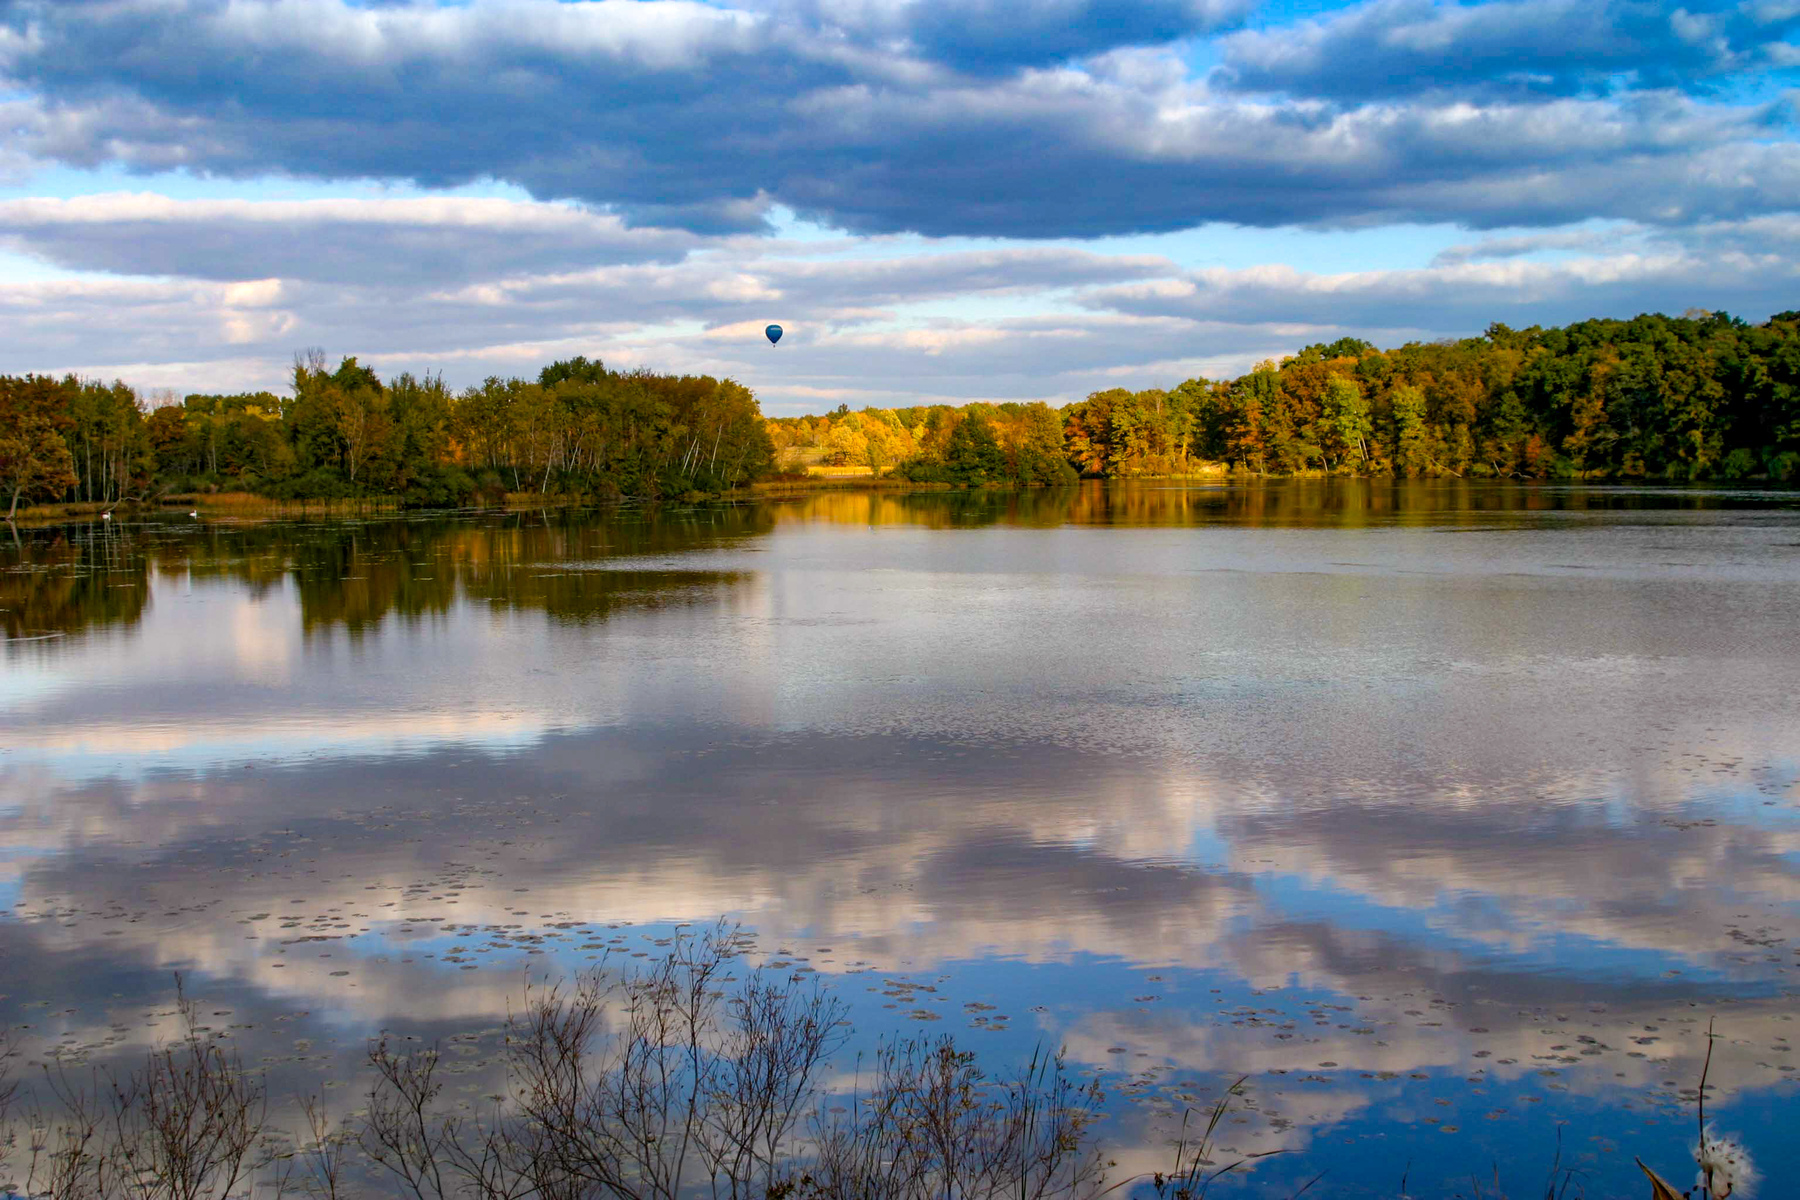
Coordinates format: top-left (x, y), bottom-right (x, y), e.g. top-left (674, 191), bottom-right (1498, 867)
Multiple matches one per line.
top-left (11, 305), bottom-right (1800, 508)
top-left (859, 414), bottom-right (912, 474)
top-left (0, 376), bottom-right (78, 519)
top-left (825, 419), bottom-right (868, 467)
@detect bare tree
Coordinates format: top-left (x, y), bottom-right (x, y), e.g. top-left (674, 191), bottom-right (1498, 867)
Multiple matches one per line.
top-left (696, 969), bottom-right (846, 1198)
top-left (289, 1094), bottom-right (355, 1200)
top-left (359, 922), bottom-right (851, 1200)
top-left (17, 1061), bottom-right (112, 1200)
top-left (2, 983), bottom-right (274, 1200)
top-left (3, 938), bottom-right (1117, 1200)
top-left (802, 1038), bottom-right (1106, 1200)
top-left (361, 1040), bottom-right (455, 1200)
top-left (103, 985), bottom-right (275, 1200)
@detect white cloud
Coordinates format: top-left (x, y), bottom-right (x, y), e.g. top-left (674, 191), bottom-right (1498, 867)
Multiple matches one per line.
top-left (0, 193), bottom-right (697, 283)
top-left (1084, 244), bottom-right (1800, 330)
top-left (5, 193), bottom-right (1797, 408)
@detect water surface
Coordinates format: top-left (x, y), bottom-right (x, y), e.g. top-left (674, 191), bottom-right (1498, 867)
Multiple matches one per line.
top-left (4, 481), bottom-right (1799, 1196)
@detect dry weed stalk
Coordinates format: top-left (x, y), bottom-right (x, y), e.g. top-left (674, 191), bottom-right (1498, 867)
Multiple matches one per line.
top-left (2, 982), bottom-right (276, 1200)
top-left (359, 1040), bottom-right (456, 1200)
top-left (1097, 1075), bottom-right (1283, 1200)
top-left (1637, 1016), bottom-right (1758, 1200)
top-left (355, 923), bottom-right (1109, 1200)
top-left (360, 921), bottom-right (855, 1200)
top-left (799, 1038), bottom-right (1106, 1200)
top-left (0, 1029), bottom-right (18, 1187)
top-left (0, 935), bottom-right (1334, 1200)
top-left (283, 1095), bottom-right (354, 1200)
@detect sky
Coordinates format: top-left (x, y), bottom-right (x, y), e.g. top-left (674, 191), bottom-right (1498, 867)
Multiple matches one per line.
top-left (0, 0), bottom-right (1797, 415)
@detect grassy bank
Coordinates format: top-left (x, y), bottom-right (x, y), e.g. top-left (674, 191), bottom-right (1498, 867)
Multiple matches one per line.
top-left (743, 474), bottom-right (957, 496)
top-left (4, 490), bottom-right (618, 525)
top-left (3, 493), bottom-right (409, 525)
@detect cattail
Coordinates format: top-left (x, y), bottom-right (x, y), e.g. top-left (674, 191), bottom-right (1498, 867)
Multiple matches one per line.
top-left (1695, 1124), bottom-right (1757, 1198)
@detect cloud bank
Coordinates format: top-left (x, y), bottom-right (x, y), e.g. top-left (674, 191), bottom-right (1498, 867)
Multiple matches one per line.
top-left (2, 0), bottom-right (1796, 237)
top-left (0, 0), bottom-right (1796, 401)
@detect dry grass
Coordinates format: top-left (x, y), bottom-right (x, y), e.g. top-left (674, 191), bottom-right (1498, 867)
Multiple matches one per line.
top-left (743, 477), bottom-right (951, 495)
top-left (1096, 1077), bottom-right (1303, 1200)
top-left (190, 493), bottom-right (404, 516)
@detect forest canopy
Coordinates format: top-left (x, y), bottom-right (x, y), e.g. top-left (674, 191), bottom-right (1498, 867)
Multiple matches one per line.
top-left (4, 308), bottom-right (1799, 516)
top-left (0, 354), bottom-right (774, 513)
top-left (768, 310), bottom-right (1800, 484)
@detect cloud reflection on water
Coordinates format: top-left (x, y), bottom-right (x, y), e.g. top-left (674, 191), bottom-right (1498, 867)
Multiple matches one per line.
top-left (2, 483), bottom-right (1799, 1195)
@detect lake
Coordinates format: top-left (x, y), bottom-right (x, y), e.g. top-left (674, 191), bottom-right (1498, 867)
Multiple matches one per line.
top-left (3, 480), bottom-right (1798, 1198)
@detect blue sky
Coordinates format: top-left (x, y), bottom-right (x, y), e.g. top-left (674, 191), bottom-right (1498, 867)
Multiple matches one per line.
top-left (1, 0), bottom-right (1797, 414)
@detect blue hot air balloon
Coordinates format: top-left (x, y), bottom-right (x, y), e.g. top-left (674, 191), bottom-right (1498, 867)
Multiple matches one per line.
top-left (765, 324), bottom-right (783, 346)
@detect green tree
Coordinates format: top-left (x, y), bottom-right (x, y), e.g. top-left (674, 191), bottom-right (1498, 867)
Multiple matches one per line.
top-left (1321, 374), bottom-right (1372, 467)
top-left (1391, 384), bottom-right (1429, 476)
top-left (27, 376), bottom-right (152, 505)
top-left (944, 414), bottom-right (1005, 482)
top-left (538, 355), bottom-right (607, 388)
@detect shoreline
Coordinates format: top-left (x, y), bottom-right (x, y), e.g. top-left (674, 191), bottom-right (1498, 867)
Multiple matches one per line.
top-left (9, 472), bottom-right (1796, 528)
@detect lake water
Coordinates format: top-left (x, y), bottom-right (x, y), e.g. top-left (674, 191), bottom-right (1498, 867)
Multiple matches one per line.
top-left (4, 481), bottom-right (1798, 1197)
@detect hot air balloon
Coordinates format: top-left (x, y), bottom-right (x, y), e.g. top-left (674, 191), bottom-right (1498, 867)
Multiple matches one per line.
top-left (765, 324), bottom-right (783, 346)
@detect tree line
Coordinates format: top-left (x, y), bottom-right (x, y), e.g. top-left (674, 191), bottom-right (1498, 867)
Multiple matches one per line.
top-left (5, 308), bottom-right (1799, 517)
top-left (1, 353), bottom-right (774, 518)
top-left (768, 308), bottom-right (1800, 483)
top-left (765, 400), bottom-right (1078, 485)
